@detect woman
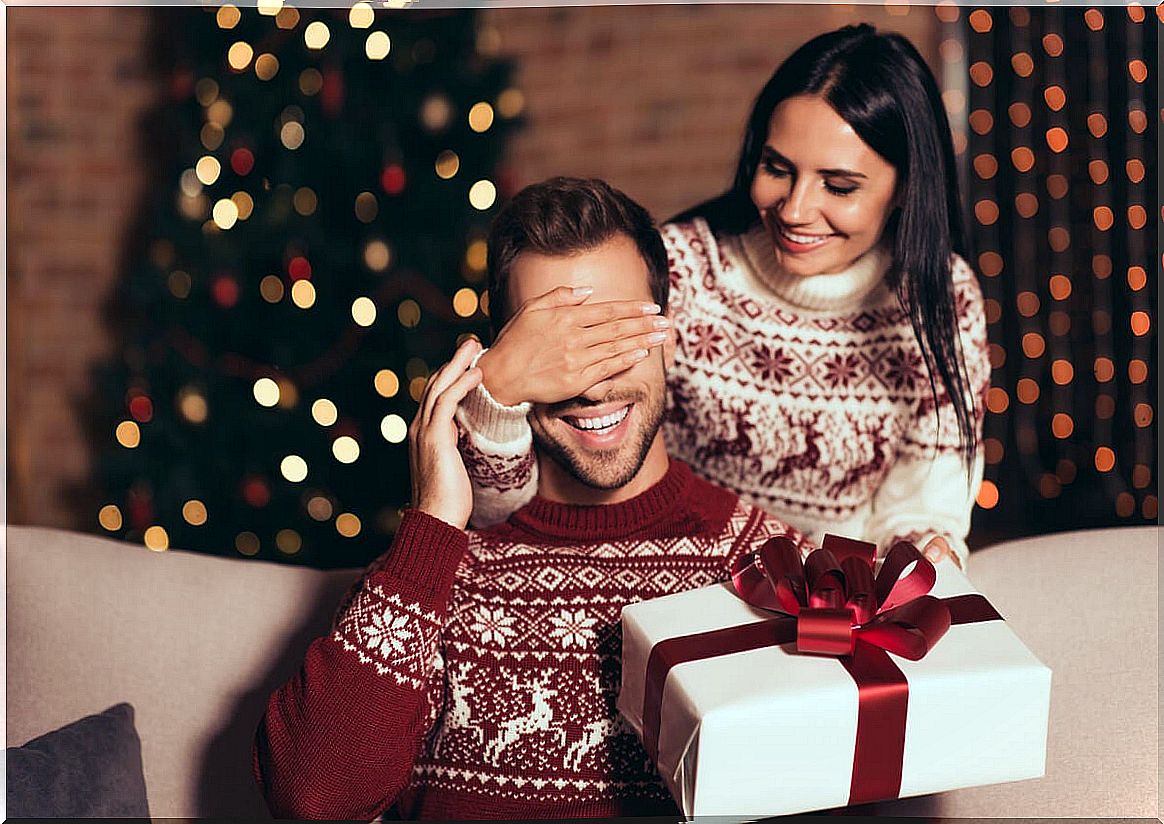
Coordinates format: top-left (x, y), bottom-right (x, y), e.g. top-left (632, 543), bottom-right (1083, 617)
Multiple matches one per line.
top-left (454, 24), bottom-right (989, 568)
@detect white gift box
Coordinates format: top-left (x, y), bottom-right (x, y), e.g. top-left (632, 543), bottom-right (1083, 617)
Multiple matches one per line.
top-left (618, 560), bottom-right (1052, 818)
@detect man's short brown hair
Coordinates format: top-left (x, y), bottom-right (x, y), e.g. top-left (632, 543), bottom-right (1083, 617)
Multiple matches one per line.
top-left (486, 177), bottom-right (669, 338)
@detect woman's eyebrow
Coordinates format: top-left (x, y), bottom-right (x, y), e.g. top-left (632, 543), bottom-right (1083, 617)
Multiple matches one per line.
top-left (762, 146), bottom-right (867, 179)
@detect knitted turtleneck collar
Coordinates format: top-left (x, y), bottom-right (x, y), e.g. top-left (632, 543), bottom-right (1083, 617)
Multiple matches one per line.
top-left (735, 222), bottom-right (893, 312)
top-left (508, 458), bottom-right (696, 541)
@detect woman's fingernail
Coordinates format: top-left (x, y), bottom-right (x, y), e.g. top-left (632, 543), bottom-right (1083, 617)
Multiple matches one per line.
top-left (652, 316), bottom-right (672, 329)
top-left (646, 332), bottom-right (668, 345)
top-left (641, 303), bottom-right (661, 314)
top-left (572, 286), bottom-right (593, 297)
top-left (631, 348), bottom-right (649, 360)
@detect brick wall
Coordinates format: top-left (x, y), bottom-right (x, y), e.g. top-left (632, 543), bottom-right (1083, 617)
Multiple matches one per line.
top-left (480, 4), bottom-right (941, 220)
top-left (7, 8), bottom-right (158, 528)
top-left (7, 6), bottom-right (939, 530)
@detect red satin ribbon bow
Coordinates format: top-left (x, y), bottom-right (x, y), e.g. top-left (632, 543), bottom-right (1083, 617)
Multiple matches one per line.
top-left (730, 533), bottom-right (952, 660)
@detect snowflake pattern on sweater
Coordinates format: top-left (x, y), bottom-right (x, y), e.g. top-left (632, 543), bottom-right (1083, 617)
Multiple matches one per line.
top-left (256, 460), bottom-right (808, 820)
top-left (459, 218), bottom-right (990, 565)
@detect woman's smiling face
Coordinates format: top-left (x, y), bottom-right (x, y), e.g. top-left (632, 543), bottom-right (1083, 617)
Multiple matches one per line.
top-left (750, 94), bottom-right (899, 277)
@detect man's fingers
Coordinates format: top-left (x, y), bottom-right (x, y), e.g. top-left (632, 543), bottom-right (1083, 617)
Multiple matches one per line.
top-left (579, 347), bottom-right (650, 387)
top-left (579, 314), bottom-right (670, 348)
top-left (421, 338), bottom-right (481, 423)
top-left (428, 367), bottom-right (483, 430)
top-left (521, 284), bottom-right (593, 312)
top-left (572, 299), bottom-right (662, 328)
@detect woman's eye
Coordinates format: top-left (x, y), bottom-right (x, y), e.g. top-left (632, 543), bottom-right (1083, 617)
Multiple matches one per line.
top-left (762, 160), bottom-right (791, 178)
top-left (825, 182), bottom-right (857, 196)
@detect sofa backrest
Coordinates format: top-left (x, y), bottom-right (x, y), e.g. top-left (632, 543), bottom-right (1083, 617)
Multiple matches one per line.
top-left (6, 525), bottom-right (360, 818)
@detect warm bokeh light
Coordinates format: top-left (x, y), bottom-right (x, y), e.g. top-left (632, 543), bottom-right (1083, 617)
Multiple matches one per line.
top-left (1093, 357), bottom-right (1115, 382)
top-left (333, 436), bottom-right (360, 464)
top-left (1087, 113), bottom-right (1108, 138)
top-left (969, 9), bottom-right (992, 32)
top-left (453, 287), bottom-right (479, 317)
top-left (1133, 403), bottom-right (1153, 428)
top-left (497, 88), bottom-right (525, 118)
top-left (228, 41), bottom-right (254, 72)
top-left (969, 62), bottom-right (993, 87)
top-left (1011, 52), bottom-right (1034, 78)
top-left (1011, 147), bottom-right (1034, 172)
top-left (976, 480), bottom-right (999, 509)
top-left (1051, 359), bottom-right (1074, 385)
top-left (1042, 34), bottom-right (1063, 57)
top-left (280, 121), bottom-right (306, 150)
top-left (435, 150), bottom-right (460, 179)
top-left (336, 513), bottom-right (362, 537)
top-left (98, 504), bottom-right (123, 531)
top-left (116, 420), bottom-right (141, 449)
top-left (984, 299), bottom-right (1002, 325)
top-left (974, 199), bottom-right (999, 226)
top-left (988, 344), bottom-right (1006, 369)
top-left (409, 376), bottom-right (427, 402)
top-left (281, 454), bottom-right (308, 483)
top-left (312, 399), bottom-right (338, 427)
top-left (1046, 175), bottom-right (1068, 200)
top-left (1051, 413), bottom-right (1074, 439)
top-left (1048, 275), bottom-right (1071, 301)
top-left (304, 21), bottom-right (331, 50)
top-left (986, 387), bottom-right (1009, 413)
top-left (468, 102), bottom-right (495, 133)
top-left (1084, 8), bottom-right (1104, 30)
top-left (469, 179), bottom-right (497, 210)
top-left (255, 53), bottom-right (280, 81)
top-left (253, 377), bottom-right (280, 407)
top-left (355, 191), bottom-right (379, 223)
top-left (1092, 255), bottom-right (1113, 278)
top-left (1128, 60), bottom-right (1148, 83)
top-left (307, 495), bottom-right (334, 521)
top-left (398, 299), bottom-right (421, 328)
top-left (217, 4), bottom-right (241, 28)
top-left (381, 413), bottom-right (408, 444)
top-left (1088, 160), bottom-right (1109, 185)
top-left (195, 156), bottom-right (221, 186)
top-left (374, 369), bottom-right (400, 398)
top-left (984, 438), bottom-right (1004, 464)
top-left (1096, 394), bottom-right (1116, 419)
top-left (260, 275), bottom-right (285, 303)
top-left (1038, 474), bottom-right (1061, 499)
top-left (1127, 266), bottom-right (1147, 291)
top-left (364, 239), bottom-right (391, 271)
top-left (1016, 292), bottom-right (1040, 317)
top-left (291, 279), bottom-right (317, 309)
top-left (276, 529), bottom-right (302, 554)
top-left (352, 296), bottom-right (378, 327)
top-left (212, 198), bottom-right (239, 230)
top-left (1016, 378), bottom-right (1040, 404)
top-left (1128, 360), bottom-right (1148, 384)
top-left (1092, 207), bottom-right (1114, 231)
top-left (366, 31), bottom-right (391, 61)
top-left (183, 499), bottom-right (208, 526)
top-left (1130, 311), bottom-right (1151, 336)
top-left (1045, 128), bottom-right (1068, 153)
top-left (1126, 159), bottom-right (1146, 183)
top-left (1094, 447), bottom-right (1115, 473)
top-left (1021, 333), bottom-right (1045, 358)
top-left (968, 109), bottom-right (993, 135)
top-left (1127, 205), bottom-right (1147, 230)
top-left (973, 154), bottom-right (998, 180)
top-left (236, 532), bottom-right (260, 556)
top-left (144, 526), bottom-right (170, 552)
top-left (349, 2), bottom-right (374, 28)
top-left (978, 251), bottom-right (1003, 277)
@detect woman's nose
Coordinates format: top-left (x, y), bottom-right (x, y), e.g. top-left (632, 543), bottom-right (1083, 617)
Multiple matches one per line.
top-left (777, 180), bottom-right (818, 225)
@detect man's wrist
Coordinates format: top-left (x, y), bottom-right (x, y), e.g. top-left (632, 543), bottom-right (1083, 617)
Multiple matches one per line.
top-left (414, 498), bottom-right (469, 532)
top-left (477, 348), bottom-right (520, 407)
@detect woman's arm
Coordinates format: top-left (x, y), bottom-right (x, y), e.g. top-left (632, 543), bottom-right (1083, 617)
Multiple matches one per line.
top-left (253, 511), bottom-right (465, 819)
top-left (865, 255), bottom-right (991, 569)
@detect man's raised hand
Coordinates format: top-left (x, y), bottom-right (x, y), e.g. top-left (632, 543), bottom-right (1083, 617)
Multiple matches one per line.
top-left (476, 285), bottom-right (671, 407)
top-left (409, 337), bottom-right (484, 530)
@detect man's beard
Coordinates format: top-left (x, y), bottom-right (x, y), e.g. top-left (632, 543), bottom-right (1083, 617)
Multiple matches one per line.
top-left (531, 390), bottom-right (665, 491)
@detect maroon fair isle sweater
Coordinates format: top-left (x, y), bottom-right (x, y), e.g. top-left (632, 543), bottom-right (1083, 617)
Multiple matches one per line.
top-left (253, 458), bottom-right (809, 820)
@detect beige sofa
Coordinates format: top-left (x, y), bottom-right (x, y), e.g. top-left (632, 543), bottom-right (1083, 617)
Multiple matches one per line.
top-left (5, 523), bottom-right (1159, 818)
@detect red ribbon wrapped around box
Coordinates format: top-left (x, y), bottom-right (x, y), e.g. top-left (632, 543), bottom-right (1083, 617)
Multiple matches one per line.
top-left (640, 534), bottom-right (1003, 807)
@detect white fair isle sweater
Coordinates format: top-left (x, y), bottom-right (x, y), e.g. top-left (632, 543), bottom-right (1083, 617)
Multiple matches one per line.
top-left (456, 219), bottom-right (990, 567)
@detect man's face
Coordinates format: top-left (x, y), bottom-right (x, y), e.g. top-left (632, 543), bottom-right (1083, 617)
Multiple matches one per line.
top-left (508, 234), bottom-right (669, 491)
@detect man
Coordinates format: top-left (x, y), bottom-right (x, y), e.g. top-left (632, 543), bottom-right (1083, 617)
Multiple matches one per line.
top-left (254, 177), bottom-right (808, 819)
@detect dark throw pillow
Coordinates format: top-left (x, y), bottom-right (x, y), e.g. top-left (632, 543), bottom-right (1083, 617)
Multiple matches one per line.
top-left (6, 702), bottom-right (150, 817)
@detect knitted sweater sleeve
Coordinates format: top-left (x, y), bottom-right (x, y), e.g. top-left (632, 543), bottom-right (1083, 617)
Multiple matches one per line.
top-left (456, 347), bottom-right (538, 528)
top-left (253, 509), bottom-right (467, 819)
top-left (865, 255), bottom-right (991, 569)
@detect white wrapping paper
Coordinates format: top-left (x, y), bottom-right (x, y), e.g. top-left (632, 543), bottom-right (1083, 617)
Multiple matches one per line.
top-left (617, 561), bottom-right (1052, 818)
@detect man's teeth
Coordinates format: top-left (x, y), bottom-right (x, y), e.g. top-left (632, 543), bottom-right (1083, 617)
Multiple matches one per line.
top-left (781, 228), bottom-right (829, 245)
top-left (568, 406), bottom-right (630, 431)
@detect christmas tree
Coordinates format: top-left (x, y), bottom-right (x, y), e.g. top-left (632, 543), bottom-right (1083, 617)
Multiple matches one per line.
top-left (89, 3), bottom-right (520, 568)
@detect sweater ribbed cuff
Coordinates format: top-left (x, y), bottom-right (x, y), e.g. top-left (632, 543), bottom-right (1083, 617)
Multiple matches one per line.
top-left (378, 509), bottom-right (469, 604)
top-left (457, 347), bottom-right (532, 448)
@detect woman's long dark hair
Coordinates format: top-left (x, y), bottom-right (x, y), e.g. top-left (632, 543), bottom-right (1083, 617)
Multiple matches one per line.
top-left (673, 24), bottom-right (978, 470)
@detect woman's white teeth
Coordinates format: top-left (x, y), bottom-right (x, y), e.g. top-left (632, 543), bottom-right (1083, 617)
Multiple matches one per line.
top-left (569, 406), bottom-right (629, 431)
top-left (782, 228), bottom-right (829, 245)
